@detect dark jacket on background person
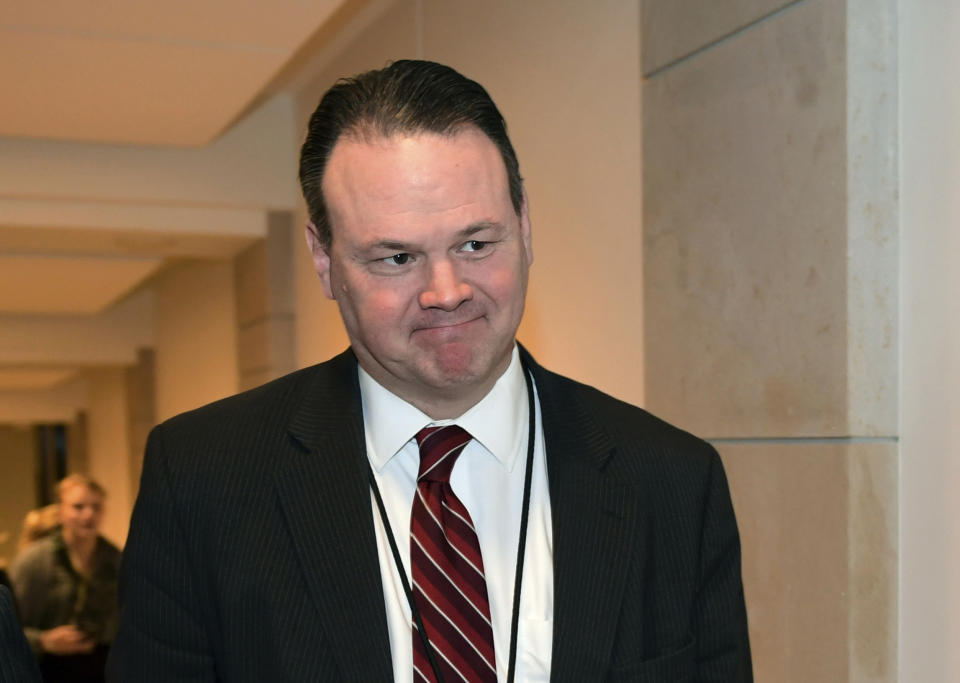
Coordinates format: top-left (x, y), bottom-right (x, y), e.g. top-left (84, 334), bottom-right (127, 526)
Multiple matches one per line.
top-left (10, 530), bottom-right (121, 655)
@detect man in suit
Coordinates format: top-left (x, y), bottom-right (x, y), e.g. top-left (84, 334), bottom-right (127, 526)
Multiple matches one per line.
top-left (108, 60), bottom-right (751, 682)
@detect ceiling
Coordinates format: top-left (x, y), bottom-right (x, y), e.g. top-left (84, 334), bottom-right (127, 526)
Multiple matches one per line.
top-left (0, 0), bottom-right (361, 393)
top-left (0, 368), bottom-right (79, 391)
top-left (0, 0), bottom-right (344, 146)
top-left (0, 253), bottom-right (162, 314)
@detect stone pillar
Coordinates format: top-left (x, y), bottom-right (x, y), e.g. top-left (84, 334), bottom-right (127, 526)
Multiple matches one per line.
top-left (641, 1), bottom-right (897, 680)
top-left (234, 211), bottom-right (297, 390)
top-left (85, 367), bottom-right (133, 547)
top-left (155, 259), bottom-right (239, 422)
top-left (125, 348), bottom-right (155, 502)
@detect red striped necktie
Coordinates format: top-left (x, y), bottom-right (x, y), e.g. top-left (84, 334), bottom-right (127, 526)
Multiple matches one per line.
top-left (411, 425), bottom-right (497, 683)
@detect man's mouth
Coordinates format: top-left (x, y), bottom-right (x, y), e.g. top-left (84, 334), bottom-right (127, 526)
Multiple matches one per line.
top-left (415, 315), bottom-right (483, 332)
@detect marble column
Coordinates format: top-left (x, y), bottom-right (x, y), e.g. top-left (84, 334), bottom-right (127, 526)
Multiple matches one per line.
top-left (642, 0), bottom-right (898, 680)
top-left (234, 211), bottom-right (297, 391)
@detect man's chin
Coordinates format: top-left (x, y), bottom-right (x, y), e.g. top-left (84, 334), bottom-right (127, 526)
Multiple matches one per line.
top-left (419, 341), bottom-right (512, 392)
top-left (429, 342), bottom-right (476, 379)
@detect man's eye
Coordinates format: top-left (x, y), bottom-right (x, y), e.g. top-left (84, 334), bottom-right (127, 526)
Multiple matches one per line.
top-left (383, 253), bottom-right (412, 266)
top-left (462, 240), bottom-right (488, 253)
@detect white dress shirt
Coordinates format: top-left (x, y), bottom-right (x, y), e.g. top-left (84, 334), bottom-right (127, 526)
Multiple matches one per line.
top-left (361, 345), bottom-right (553, 682)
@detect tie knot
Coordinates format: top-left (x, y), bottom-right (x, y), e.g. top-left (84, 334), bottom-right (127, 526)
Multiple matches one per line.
top-left (415, 424), bottom-right (472, 483)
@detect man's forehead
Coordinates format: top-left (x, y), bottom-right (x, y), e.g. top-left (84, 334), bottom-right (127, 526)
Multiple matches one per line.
top-left (323, 127), bottom-right (508, 201)
top-left (319, 125), bottom-right (515, 246)
top-left (327, 124), bottom-right (498, 167)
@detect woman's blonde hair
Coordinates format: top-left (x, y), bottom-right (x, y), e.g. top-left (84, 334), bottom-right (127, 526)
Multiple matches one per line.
top-left (17, 503), bottom-right (60, 552)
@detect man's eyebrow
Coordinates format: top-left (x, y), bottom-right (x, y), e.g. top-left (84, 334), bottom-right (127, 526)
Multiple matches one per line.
top-left (365, 239), bottom-right (409, 252)
top-left (458, 221), bottom-right (503, 237)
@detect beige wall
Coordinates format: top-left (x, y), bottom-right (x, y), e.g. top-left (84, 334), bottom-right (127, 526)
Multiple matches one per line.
top-left (0, 289), bottom-right (154, 369)
top-left (0, 425), bottom-right (36, 568)
top-left (84, 368), bottom-right (134, 547)
top-left (0, 379), bottom-right (87, 424)
top-left (154, 261), bottom-right (239, 423)
top-left (293, 0), bottom-right (645, 407)
top-left (899, 1), bottom-right (960, 680)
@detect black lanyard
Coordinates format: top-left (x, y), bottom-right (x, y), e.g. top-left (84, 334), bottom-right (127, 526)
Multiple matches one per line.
top-left (367, 364), bottom-right (537, 683)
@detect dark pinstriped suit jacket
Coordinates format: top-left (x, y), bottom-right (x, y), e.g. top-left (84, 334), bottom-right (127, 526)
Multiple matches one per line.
top-left (107, 347), bottom-right (751, 682)
top-left (0, 585), bottom-right (42, 683)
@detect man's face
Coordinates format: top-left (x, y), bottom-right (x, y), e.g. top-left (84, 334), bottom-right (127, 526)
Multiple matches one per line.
top-left (59, 485), bottom-right (104, 541)
top-left (308, 126), bottom-right (532, 415)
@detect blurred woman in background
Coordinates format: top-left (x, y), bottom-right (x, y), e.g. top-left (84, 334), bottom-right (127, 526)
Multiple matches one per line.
top-left (9, 475), bottom-right (121, 683)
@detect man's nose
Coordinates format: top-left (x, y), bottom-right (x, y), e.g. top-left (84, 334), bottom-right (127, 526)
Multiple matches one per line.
top-left (418, 259), bottom-right (472, 310)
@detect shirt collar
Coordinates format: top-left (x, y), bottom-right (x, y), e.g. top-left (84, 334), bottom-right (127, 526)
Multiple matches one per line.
top-left (359, 345), bottom-right (528, 473)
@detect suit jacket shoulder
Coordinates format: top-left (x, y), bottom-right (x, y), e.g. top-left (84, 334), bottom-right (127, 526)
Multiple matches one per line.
top-left (144, 350), bottom-right (363, 509)
top-left (526, 351), bottom-right (718, 485)
top-left (520, 347), bottom-right (752, 681)
top-left (156, 350), bottom-right (356, 455)
top-left (110, 348), bottom-right (393, 681)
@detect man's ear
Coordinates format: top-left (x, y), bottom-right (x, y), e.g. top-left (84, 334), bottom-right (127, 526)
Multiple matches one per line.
top-left (520, 189), bottom-right (533, 266)
top-left (305, 222), bottom-right (335, 299)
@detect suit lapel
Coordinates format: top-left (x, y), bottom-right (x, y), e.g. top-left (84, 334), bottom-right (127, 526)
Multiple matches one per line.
top-left (275, 350), bottom-right (393, 680)
top-left (522, 349), bottom-right (646, 681)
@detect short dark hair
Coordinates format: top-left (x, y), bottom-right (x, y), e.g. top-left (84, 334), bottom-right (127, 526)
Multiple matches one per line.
top-left (299, 59), bottom-right (524, 247)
